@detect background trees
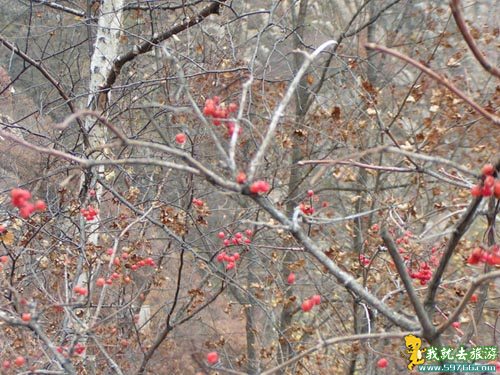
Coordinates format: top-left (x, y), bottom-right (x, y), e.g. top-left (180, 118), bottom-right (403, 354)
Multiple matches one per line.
top-left (0, 0), bottom-right (499, 374)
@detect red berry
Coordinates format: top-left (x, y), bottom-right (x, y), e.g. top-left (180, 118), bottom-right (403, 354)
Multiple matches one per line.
top-left (74, 286), bottom-right (88, 296)
top-left (494, 180), bottom-right (500, 199)
top-left (11, 188), bottom-right (31, 208)
top-left (216, 252), bottom-right (226, 262)
top-left (377, 358), bottom-right (388, 368)
top-left (96, 278), bottom-right (105, 287)
top-left (307, 190), bottom-right (314, 197)
top-left (488, 252), bottom-right (500, 266)
top-left (192, 198), bottom-right (204, 207)
top-left (287, 273), bottom-right (296, 284)
top-left (226, 262), bottom-right (235, 270)
top-left (217, 232), bottom-right (225, 239)
top-left (0, 225), bottom-right (5, 233)
top-left (482, 163), bottom-right (495, 176)
top-left (14, 356), bottom-right (26, 367)
top-left (175, 133), bottom-right (186, 144)
top-left (21, 313), bottom-right (31, 322)
top-left (228, 103), bottom-right (238, 113)
top-left (2, 360), bottom-right (11, 369)
top-left (301, 299), bottom-right (314, 312)
top-left (311, 294), bottom-right (321, 305)
top-left (106, 248), bottom-right (114, 255)
top-left (0, 255), bottom-right (8, 263)
top-left (482, 185), bottom-right (493, 196)
top-left (249, 180), bottom-right (270, 194)
top-left (236, 172), bottom-right (247, 184)
top-left (452, 321), bottom-right (461, 329)
top-left (74, 343), bottom-right (85, 355)
top-left (484, 175), bottom-right (495, 187)
top-left (470, 294), bottom-right (478, 303)
top-left (19, 203), bottom-right (35, 219)
top-left (34, 200), bottom-right (47, 212)
top-left (470, 185), bottom-right (482, 197)
top-left (207, 351), bottom-right (219, 365)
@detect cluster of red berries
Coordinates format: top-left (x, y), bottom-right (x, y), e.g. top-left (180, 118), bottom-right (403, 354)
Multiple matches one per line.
top-left (95, 273), bottom-right (131, 287)
top-left (299, 203), bottom-right (315, 215)
top-left (300, 190), bottom-right (318, 214)
top-left (409, 262), bottom-right (433, 285)
top-left (81, 205), bottom-right (98, 221)
top-left (301, 294), bottom-right (321, 312)
top-left (216, 251), bottom-right (240, 270)
top-left (10, 188), bottom-right (46, 219)
top-left (467, 245), bottom-right (500, 266)
top-left (249, 180), bottom-right (270, 194)
top-left (395, 230), bottom-right (413, 245)
top-left (218, 230), bottom-right (252, 247)
top-left (2, 356), bottom-right (26, 369)
top-left (203, 96), bottom-right (239, 136)
top-left (130, 257), bottom-right (156, 271)
top-left (470, 164), bottom-right (500, 198)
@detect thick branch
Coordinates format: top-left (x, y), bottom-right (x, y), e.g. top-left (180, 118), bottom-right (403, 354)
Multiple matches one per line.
top-left (103, 0), bottom-right (226, 91)
top-left (0, 35), bottom-right (86, 136)
top-left (437, 270), bottom-right (500, 335)
top-left (251, 195), bottom-right (419, 331)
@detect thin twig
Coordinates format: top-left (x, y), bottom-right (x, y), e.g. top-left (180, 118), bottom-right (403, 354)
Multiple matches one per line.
top-left (450, 0), bottom-right (500, 78)
top-left (365, 43), bottom-right (500, 125)
top-left (260, 331), bottom-right (414, 375)
top-left (437, 270), bottom-right (500, 334)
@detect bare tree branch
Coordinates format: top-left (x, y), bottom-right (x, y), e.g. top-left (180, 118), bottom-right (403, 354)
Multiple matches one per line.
top-left (365, 43), bottom-right (500, 125)
top-left (450, 0), bottom-right (500, 78)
